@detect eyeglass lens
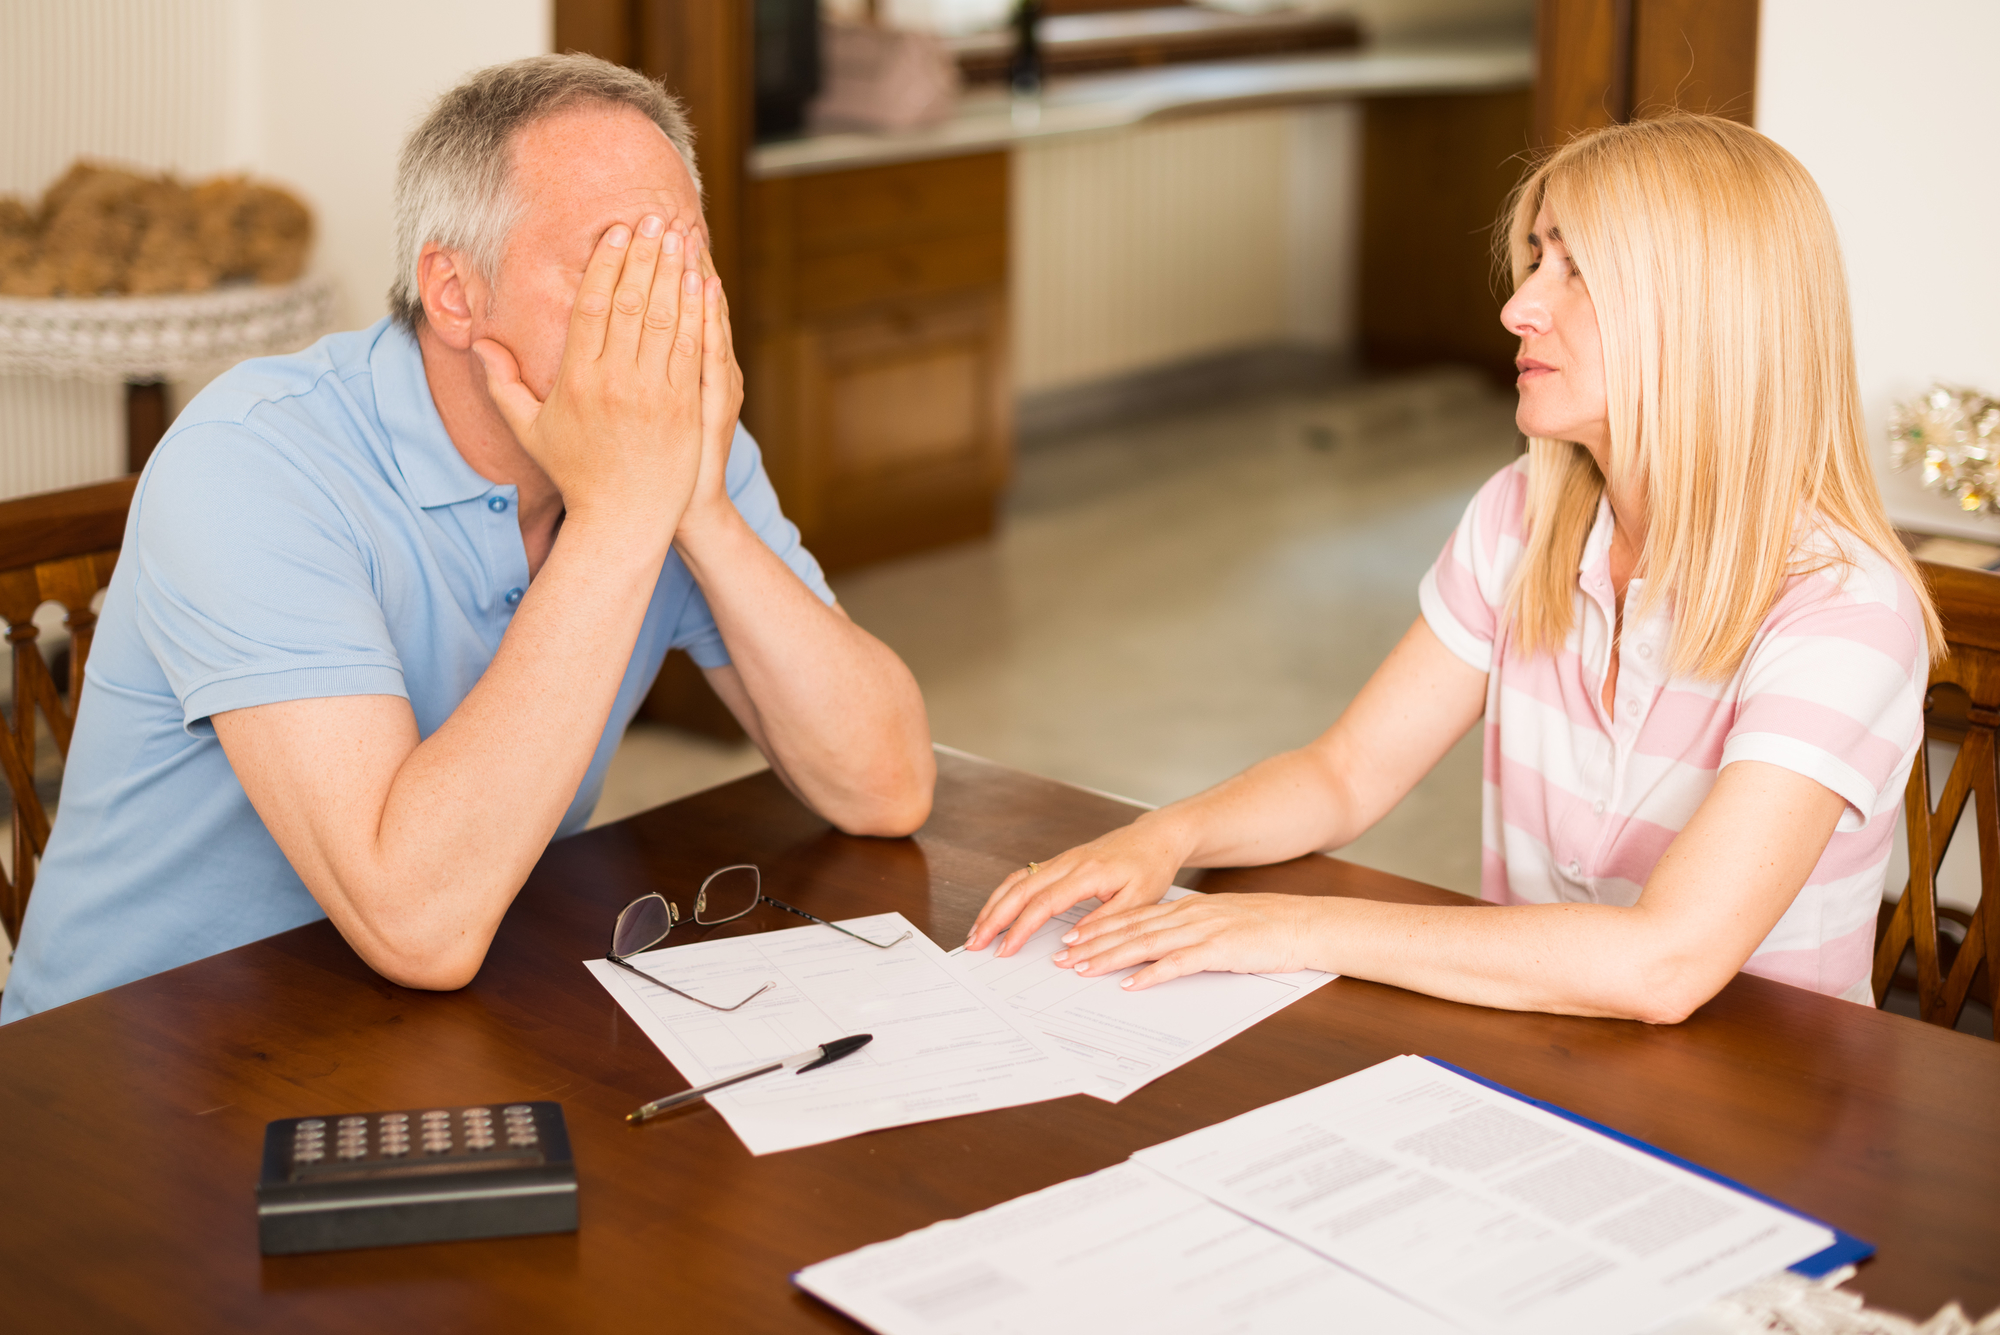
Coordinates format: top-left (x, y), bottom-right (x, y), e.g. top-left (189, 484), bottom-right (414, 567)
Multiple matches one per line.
top-left (612, 894), bottom-right (675, 958)
top-left (693, 864), bottom-right (763, 926)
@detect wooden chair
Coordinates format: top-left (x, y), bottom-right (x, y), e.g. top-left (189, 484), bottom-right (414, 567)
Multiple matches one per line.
top-left (1874, 560), bottom-right (2000, 1037)
top-left (0, 476), bottom-right (136, 951)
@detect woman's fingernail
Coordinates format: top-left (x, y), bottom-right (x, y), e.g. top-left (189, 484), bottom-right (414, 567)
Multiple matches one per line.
top-left (1074, 962), bottom-right (1090, 975)
top-left (1061, 930), bottom-right (1078, 944)
top-left (606, 225), bottom-right (631, 248)
top-left (639, 214), bottom-right (664, 238)
top-left (685, 270), bottom-right (702, 294)
top-left (1052, 950), bottom-right (1068, 962)
top-left (662, 230), bottom-right (681, 255)
top-left (1121, 978), bottom-right (1135, 989)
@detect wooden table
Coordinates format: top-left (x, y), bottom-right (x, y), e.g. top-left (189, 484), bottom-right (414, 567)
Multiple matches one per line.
top-left (3, 750), bottom-right (1996, 1330)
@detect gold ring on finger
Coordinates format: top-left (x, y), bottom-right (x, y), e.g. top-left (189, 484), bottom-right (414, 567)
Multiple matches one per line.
top-left (1026, 862), bottom-right (1040, 875)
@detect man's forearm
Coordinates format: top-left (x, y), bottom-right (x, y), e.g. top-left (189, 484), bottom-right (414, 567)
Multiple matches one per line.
top-left (221, 517), bottom-right (672, 989)
top-left (676, 507), bottom-right (933, 835)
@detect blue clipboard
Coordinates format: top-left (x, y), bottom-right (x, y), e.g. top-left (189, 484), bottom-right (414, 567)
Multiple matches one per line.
top-left (1424, 1057), bottom-right (1873, 1277)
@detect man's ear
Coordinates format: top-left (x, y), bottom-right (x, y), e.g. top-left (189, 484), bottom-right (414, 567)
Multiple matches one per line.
top-left (417, 244), bottom-right (481, 350)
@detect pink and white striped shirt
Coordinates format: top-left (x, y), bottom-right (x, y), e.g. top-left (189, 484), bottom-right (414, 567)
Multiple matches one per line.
top-left (1418, 460), bottom-right (1926, 1003)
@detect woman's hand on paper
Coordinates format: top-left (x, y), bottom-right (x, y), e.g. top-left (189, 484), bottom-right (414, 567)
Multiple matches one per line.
top-left (966, 819), bottom-right (1188, 956)
top-left (1051, 892), bottom-right (1330, 990)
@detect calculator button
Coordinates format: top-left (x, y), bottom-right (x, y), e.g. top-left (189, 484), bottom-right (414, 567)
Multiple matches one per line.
top-left (506, 1131), bottom-right (538, 1147)
top-left (379, 1141), bottom-right (410, 1157)
top-left (297, 1119), bottom-right (325, 1131)
top-left (337, 1116), bottom-right (367, 1129)
top-left (502, 1104), bottom-right (532, 1116)
top-left (294, 1147), bottom-right (324, 1163)
top-left (336, 1144), bottom-right (367, 1160)
top-left (379, 1113), bottom-right (409, 1126)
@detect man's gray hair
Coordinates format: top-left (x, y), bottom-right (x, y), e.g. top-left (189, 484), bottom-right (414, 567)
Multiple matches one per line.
top-left (387, 52), bottom-right (700, 332)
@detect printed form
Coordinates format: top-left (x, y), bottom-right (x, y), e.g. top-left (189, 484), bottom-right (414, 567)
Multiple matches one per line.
top-left (794, 1160), bottom-right (1460, 1335)
top-left (953, 887), bottom-right (1338, 1101)
top-left (587, 912), bottom-right (1086, 1154)
top-left (1132, 1055), bottom-right (1835, 1335)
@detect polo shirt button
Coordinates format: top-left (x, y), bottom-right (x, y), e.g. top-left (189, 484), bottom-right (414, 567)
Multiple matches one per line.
top-left (1636, 644), bottom-right (1652, 660)
top-left (504, 588), bottom-right (523, 607)
top-left (488, 495), bottom-right (509, 513)
top-left (1593, 799), bottom-right (1605, 815)
top-left (1568, 860), bottom-right (1581, 877)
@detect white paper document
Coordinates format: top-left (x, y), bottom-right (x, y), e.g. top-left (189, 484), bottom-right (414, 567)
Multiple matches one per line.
top-left (587, 912), bottom-right (1087, 1155)
top-left (794, 1160), bottom-right (1461, 1335)
top-left (952, 887), bottom-right (1338, 1101)
top-left (1132, 1055), bottom-right (1836, 1335)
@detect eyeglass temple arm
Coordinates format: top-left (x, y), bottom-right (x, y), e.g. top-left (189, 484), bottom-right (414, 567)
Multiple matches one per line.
top-left (606, 954), bottom-right (774, 1012)
top-left (760, 896), bottom-right (912, 949)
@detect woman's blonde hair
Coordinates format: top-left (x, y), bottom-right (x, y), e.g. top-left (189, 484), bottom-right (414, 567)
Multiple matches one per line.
top-left (1501, 113), bottom-right (1941, 676)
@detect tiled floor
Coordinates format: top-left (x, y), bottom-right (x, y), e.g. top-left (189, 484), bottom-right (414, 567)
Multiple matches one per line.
top-left (595, 367), bottom-right (1524, 900)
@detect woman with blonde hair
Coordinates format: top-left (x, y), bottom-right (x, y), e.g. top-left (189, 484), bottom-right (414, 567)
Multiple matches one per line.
top-left (968, 113), bottom-right (1939, 1022)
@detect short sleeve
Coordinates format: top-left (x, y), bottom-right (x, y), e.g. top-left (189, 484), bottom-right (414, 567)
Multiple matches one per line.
top-left (673, 425), bottom-right (836, 670)
top-left (131, 425), bottom-right (407, 733)
top-left (1720, 561), bottom-right (1927, 833)
top-left (1417, 459), bottom-right (1531, 673)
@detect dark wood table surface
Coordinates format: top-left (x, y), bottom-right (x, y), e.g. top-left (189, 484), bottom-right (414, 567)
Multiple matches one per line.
top-left (3, 749), bottom-right (1996, 1331)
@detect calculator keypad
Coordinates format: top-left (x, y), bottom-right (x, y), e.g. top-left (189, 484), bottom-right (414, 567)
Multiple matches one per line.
top-left (280, 1105), bottom-right (549, 1178)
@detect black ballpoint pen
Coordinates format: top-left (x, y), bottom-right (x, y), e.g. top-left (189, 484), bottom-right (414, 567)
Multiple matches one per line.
top-left (626, 1034), bottom-right (874, 1123)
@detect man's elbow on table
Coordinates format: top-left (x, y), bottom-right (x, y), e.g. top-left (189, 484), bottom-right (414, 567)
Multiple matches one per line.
top-left (818, 750), bottom-right (936, 838)
top-left (347, 929), bottom-right (495, 994)
top-left (320, 882), bottom-right (516, 994)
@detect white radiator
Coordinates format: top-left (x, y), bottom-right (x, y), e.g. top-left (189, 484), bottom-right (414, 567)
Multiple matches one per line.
top-left (1011, 104), bottom-right (1359, 394)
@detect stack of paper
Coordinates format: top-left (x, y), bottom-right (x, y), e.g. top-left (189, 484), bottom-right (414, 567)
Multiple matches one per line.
top-left (589, 890), bottom-right (1340, 1151)
top-left (588, 912), bottom-right (1085, 1154)
top-left (951, 887), bottom-right (1338, 1102)
top-left (797, 1055), bottom-right (1848, 1335)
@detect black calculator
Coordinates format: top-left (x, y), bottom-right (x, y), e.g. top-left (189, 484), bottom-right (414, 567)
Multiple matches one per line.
top-left (256, 1101), bottom-right (578, 1255)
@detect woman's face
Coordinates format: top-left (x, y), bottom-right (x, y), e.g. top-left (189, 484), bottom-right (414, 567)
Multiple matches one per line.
top-left (1501, 206), bottom-right (1610, 461)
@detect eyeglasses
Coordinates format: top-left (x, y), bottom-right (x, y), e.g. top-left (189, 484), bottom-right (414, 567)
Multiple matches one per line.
top-left (605, 864), bottom-right (911, 1012)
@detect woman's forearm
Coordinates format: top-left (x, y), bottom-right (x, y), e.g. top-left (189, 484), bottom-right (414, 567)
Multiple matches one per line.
top-left (1299, 896), bottom-right (1718, 1023)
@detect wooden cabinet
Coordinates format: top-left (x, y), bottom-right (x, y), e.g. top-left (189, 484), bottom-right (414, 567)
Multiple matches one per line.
top-left (744, 153), bottom-right (1011, 572)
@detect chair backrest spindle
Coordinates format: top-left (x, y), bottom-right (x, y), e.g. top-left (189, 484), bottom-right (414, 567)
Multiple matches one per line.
top-left (1874, 560), bottom-right (2000, 1037)
top-left (0, 476), bottom-right (135, 950)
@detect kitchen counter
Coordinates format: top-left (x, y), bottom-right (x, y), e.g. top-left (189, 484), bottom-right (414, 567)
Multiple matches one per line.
top-left (750, 38), bottom-right (1535, 180)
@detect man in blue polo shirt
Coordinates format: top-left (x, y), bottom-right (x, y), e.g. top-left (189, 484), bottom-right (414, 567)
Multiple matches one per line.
top-left (1, 55), bottom-right (935, 1021)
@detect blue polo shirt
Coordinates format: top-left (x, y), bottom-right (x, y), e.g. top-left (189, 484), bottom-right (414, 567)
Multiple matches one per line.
top-left (1, 319), bottom-right (832, 1021)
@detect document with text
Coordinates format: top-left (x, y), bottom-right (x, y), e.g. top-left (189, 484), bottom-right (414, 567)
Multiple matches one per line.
top-left (952, 887), bottom-right (1338, 1101)
top-left (794, 1160), bottom-right (1461, 1335)
top-left (587, 912), bottom-right (1087, 1154)
top-left (1131, 1055), bottom-right (1835, 1335)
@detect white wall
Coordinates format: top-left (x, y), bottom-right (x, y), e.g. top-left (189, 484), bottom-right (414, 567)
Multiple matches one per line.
top-left (1757, 0), bottom-right (2000, 542)
top-left (0, 0), bottom-right (551, 496)
top-left (236, 1), bottom-right (554, 331)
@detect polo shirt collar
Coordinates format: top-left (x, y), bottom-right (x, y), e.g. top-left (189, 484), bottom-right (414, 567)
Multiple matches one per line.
top-left (370, 320), bottom-right (500, 510)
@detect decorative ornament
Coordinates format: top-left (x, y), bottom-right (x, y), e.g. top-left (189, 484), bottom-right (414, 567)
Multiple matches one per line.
top-left (1888, 383), bottom-right (2000, 514)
